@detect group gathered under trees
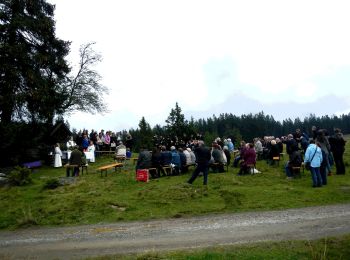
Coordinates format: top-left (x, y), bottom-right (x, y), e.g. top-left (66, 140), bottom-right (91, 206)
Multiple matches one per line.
top-left (1, 1), bottom-right (349, 169)
top-left (0, 0), bottom-right (107, 165)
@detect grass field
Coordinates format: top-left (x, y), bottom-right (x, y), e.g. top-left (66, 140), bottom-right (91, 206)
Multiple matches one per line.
top-left (1, 140), bottom-right (350, 259)
top-left (0, 139), bottom-right (349, 230)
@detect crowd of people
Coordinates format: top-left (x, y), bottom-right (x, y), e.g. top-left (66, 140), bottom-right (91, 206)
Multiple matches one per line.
top-left (52, 126), bottom-right (346, 187)
top-left (247, 126), bottom-right (347, 187)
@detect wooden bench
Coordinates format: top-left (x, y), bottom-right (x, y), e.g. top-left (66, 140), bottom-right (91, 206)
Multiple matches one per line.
top-left (272, 156), bottom-right (280, 166)
top-left (114, 155), bottom-right (126, 163)
top-left (97, 163), bottom-right (123, 176)
top-left (209, 162), bottom-right (226, 173)
top-left (148, 168), bottom-right (158, 178)
top-left (95, 150), bottom-right (115, 158)
top-left (161, 165), bottom-right (173, 176)
top-left (131, 158), bottom-right (138, 165)
top-left (23, 161), bottom-right (42, 173)
top-left (64, 164), bottom-right (88, 175)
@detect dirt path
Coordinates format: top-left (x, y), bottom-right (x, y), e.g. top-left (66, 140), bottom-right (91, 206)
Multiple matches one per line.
top-left (1, 203), bottom-right (350, 259)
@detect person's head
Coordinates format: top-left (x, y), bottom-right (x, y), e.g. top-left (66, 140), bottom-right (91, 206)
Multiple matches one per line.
top-left (271, 140), bottom-right (276, 145)
top-left (334, 128), bottom-right (341, 134)
top-left (198, 140), bottom-right (205, 147)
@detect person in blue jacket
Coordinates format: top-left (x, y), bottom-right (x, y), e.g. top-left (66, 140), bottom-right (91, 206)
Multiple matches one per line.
top-left (304, 140), bottom-right (323, 187)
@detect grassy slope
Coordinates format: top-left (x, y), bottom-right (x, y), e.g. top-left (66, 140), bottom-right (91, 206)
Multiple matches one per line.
top-left (0, 139), bottom-right (349, 230)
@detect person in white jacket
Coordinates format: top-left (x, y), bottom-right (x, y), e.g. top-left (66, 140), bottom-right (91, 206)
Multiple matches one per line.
top-left (87, 141), bottom-right (96, 163)
top-left (54, 143), bottom-right (63, 167)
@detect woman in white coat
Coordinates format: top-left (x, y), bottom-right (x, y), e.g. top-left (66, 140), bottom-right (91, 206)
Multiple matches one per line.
top-left (87, 141), bottom-right (96, 163)
top-left (54, 143), bottom-right (63, 167)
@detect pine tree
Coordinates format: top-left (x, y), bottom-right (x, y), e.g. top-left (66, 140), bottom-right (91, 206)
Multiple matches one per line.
top-left (0, 0), bottom-right (70, 124)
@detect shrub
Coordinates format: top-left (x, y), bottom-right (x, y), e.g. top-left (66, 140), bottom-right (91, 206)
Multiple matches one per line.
top-left (8, 166), bottom-right (32, 186)
top-left (43, 178), bottom-right (61, 189)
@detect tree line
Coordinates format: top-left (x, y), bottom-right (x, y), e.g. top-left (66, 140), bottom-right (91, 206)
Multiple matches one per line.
top-left (128, 103), bottom-right (350, 152)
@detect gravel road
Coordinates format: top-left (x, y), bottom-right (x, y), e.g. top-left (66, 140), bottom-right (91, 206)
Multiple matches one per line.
top-left (1, 203), bottom-right (350, 259)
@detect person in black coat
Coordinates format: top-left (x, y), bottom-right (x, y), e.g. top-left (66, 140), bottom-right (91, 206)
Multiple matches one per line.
top-left (187, 141), bottom-right (211, 185)
top-left (66, 146), bottom-right (82, 177)
top-left (329, 128), bottom-right (346, 175)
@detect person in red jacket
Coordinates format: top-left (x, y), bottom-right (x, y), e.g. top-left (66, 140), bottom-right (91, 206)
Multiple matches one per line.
top-left (238, 143), bottom-right (256, 175)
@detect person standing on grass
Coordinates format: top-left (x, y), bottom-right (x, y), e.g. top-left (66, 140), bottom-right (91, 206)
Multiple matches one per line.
top-left (66, 146), bottom-right (82, 177)
top-left (87, 140), bottom-right (95, 163)
top-left (304, 140), bottom-right (323, 187)
top-left (187, 140), bottom-right (211, 185)
top-left (316, 129), bottom-right (332, 176)
top-left (329, 128), bottom-right (346, 175)
top-left (54, 143), bottom-right (63, 168)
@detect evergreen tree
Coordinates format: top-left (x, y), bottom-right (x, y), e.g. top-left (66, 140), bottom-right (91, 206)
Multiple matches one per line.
top-left (0, 2), bottom-right (108, 124)
top-left (165, 102), bottom-right (188, 141)
top-left (0, 0), bottom-right (70, 124)
top-left (138, 117), bottom-right (153, 150)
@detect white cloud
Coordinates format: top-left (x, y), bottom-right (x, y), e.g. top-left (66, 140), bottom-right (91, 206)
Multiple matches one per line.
top-left (48, 0), bottom-right (350, 130)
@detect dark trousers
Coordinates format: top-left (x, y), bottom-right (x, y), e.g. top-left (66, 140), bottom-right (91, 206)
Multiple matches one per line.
top-left (188, 163), bottom-right (209, 185)
top-left (66, 167), bottom-right (79, 177)
top-left (320, 166), bottom-right (327, 185)
top-left (334, 154), bottom-right (345, 174)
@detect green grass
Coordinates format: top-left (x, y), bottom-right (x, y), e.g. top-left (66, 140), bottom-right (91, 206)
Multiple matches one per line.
top-left (98, 234), bottom-right (350, 260)
top-left (0, 141), bottom-right (350, 230)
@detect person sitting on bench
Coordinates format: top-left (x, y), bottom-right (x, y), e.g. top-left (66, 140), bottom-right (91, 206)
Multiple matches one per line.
top-left (66, 146), bottom-right (82, 177)
top-left (285, 150), bottom-right (302, 179)
top-left (115, 141), bottom-right (127, 161)
top-left (136, 147), bottom-right (152, 172)
top-left (238, 143), bottom-right (256, 175)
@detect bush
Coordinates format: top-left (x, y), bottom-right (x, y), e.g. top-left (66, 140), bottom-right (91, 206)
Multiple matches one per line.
top-left (43, 178), bottom-right (61, 189)
top-left (8, 166), bottom-right (32, 186)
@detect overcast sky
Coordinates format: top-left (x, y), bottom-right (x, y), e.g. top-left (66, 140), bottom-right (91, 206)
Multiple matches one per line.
top-left (48, 0), bottom-right (350, 132)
